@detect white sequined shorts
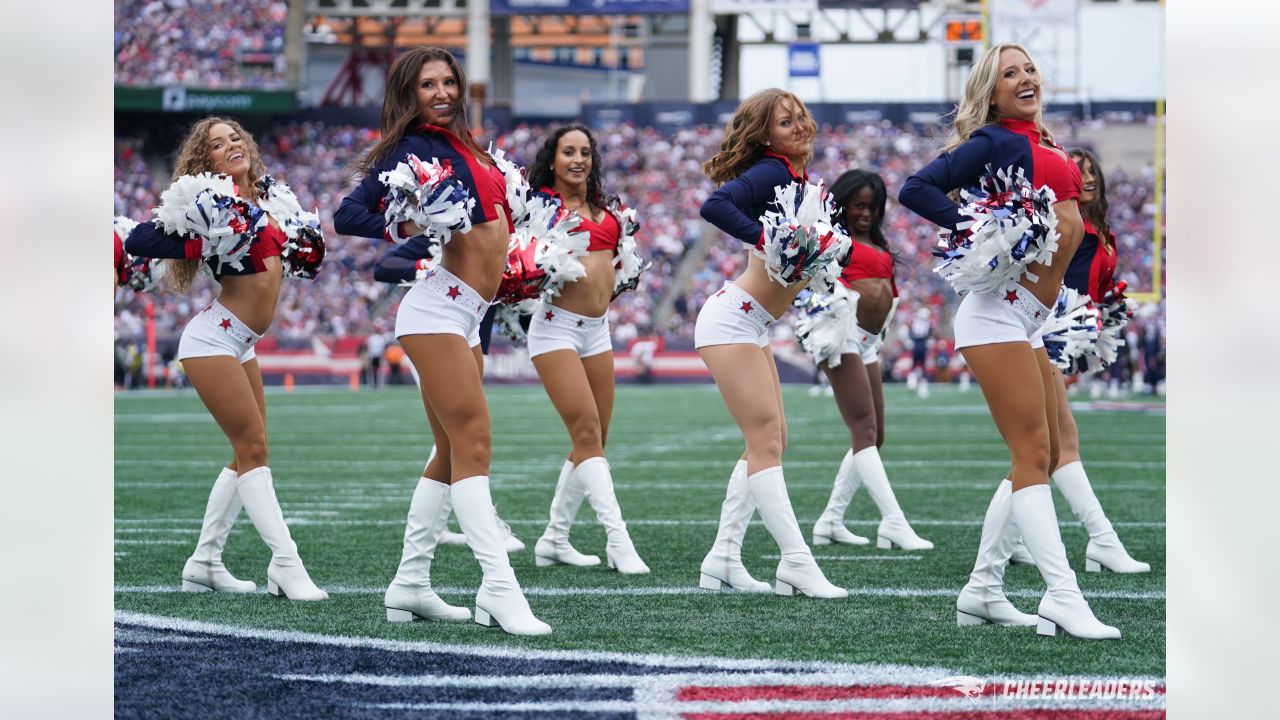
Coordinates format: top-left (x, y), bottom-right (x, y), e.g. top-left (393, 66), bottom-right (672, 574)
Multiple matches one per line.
top-left (177, 301), bottom-right (261, 363)
top-left (526, 301), bottom-right (612, 358)
top-left (695, 282), bottom-right (776, 349)
top-left (395, 266), bottom-right (487, 348)
top-left (953, 285), bottom-right (1050, 351)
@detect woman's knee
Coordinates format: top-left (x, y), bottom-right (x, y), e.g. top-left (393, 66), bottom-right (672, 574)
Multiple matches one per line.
top-left (744, 418), bottom-right (784, 461)
top-left (1010, 431), bottom-right (1052, 476)
top-left (567, 415), bottom-right (603, 455)
top-left (851, 416), bottom-right (877, 451)
top-left (232, 431), bottom-right (269, 468)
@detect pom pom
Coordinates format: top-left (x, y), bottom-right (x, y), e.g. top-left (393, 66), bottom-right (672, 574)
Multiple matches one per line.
top-left (1040, 287), bottom-right (1103, 375)
top-left (494, 298), bottom-right (538, 343)
top-left (113, 216), bottom-right (139, 242)
top-left (378, 154), bottom-right (474, 245)
top-left (488, 144), bottom-right (533, 228)
top-left (531, 198), bottom-right (589, 299)
top-left (609, 199), bottom-right (649, 298)
top-left (152, 172), bottom-right (265, 271)
top-left (792, 283), bottom-right (861, 368)
top-left (495, 232), bottom-right (545, 303)
top-left (255, 176), bottom-right (326, 280)
top-left (126, 255), bottom-right (166, 293)
top-left (757, 180), bottom-right (852, 290)
top-left (933, 164), bottom-right (1060, 296)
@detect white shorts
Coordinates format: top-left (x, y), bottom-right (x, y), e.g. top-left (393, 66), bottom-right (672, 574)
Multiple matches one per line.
top-left (394, 266), bottom-right (487, 348)
top-left (177, 301), bottom-right (261, 363)
top-left (694, 282), bottom-right (776, 349)
top-left (526, 301), bottom-right (612, 358)
top-left (953, 285), bottom-right (1050, 351)
top-left (838, 324), bottom-right (885, 365)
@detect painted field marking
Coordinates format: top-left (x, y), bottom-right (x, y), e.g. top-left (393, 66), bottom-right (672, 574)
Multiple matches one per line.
top-left (760, 555), bottom-right (923, 561)
top-left (113, 517), bottom-right (1166, 529)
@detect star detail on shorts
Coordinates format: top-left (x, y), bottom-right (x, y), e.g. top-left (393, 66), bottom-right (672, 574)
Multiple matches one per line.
top-left (1004, 290), bottom-right (1019, 304)
top-left (1034, 310), bottom-right (1042, 318)
top-left (545, 310), bottom-right (555, 321)
top-left (219, 318), bottom-right (232, 330)
top-left (446, 285), bottom-right (461, 300)
top-left (740, 301), bottom-right (753, 313)
top-left (577, 319), bottom-right (585, 327)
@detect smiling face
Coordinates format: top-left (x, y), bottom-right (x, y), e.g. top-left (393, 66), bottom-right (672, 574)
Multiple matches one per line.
top-left (990, 47), bottom-right (1040, 122)
top-left (552, 129), bottom-right (593, 194)
top-left (207, 123), bottom-right (249, 181)
top-left (842, 185), bottom-right (880, 239)
top-left (415, 59), bottom-right (461, 126)
top-left (764, 97), bottom-right (813, 166)
top-left (1077, 155), bottom-right (1098, 204)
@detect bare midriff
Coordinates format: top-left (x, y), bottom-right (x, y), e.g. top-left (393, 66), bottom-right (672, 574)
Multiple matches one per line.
top-left (733, 252), bottom-right (809, 320)
top-left (439, 206), bottom-right (511, 301)
top-left (551, 249), bottom-right (616, 318)
top-left (846, 276), bottom-right (894, 333)
top-left (216, 257), bottom-right (282, 335)
top-left (1019, 197), bottom-right (1083, 309)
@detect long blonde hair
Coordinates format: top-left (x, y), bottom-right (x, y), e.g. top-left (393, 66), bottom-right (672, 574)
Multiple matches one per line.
top-left (165, 116), bottom-right (267, 293)
top-left (703, 88), bottom-right (816, 185)
top-left (943, 43), bottom-right (1054, 153)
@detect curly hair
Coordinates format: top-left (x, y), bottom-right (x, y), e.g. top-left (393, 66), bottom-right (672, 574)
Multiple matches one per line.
top-left (526, 125), bottom-right (607, 212)
top-left (166, 116), bottom-right (266, 293)
top-left (353, 46), bottom-right (488, 178)
top-left (1070, 147), bottom-right (1112, 246)
top-left (828, 168), bottom-right (895, 269)
top-left (942, 43), bottom-right (1055, 154)
top-left (702, 88), bottom-right (815, 185)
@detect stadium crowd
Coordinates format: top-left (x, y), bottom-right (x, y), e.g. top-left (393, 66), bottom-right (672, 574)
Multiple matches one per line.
top-left (114, 0), bottom-right (290, 89)
top-left (115, 118), bottom-right (1165, 388)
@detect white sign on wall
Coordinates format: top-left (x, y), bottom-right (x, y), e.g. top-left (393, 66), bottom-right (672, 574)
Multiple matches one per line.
top-left (988, 0), bottom-right (1080, 103)
top-left (709, 0), bottom-right (816, 13)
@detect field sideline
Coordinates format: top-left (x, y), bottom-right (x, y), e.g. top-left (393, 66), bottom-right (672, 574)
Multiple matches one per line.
top-left (115, 383), bottom-right (1166, 717)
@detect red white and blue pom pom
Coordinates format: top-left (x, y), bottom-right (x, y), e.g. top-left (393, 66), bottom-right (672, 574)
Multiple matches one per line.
top-left (495, 232), bottom-right (545, 304)
top-left (1041, 287), bottom-right (1103, 375)
top-left (488, 144), bottom-right (533, 228)
top-left (494, 298), bottom-right (538, 343)
top-left (934, 164), bottom-right (1060, 296)
top-left (1092, 280), bottom-right (1134, 373)
top-left (126, 255), bottom-right (166, 293)
top-left (113, 216), bottom-right (139, 244)
top-left (758, 180), bottom-right (852, 290)
top-left (378, 154), bottom-right (474, 245)
top-left (153, 172), bottom-right (265, 271)
top-left (255, 176), bottom-right (326, 280)
top-left (532, 200), bottom-right (590, 299)
top-left (792, 283), bottom-right (860, 368)
top-left (609, 200), bottom-right (648, 298)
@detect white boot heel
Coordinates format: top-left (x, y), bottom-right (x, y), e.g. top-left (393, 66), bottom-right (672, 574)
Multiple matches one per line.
top-left (182, 580), bottom-right (213, 593)
top-left (954, 480), bottom-right (1038, 627)
top-left (578, 457), bottom-right (650, 575)
top-left (813, 534), bottom-right (833, 546)
top-left (386, 608), bottom-right (414, 622)
top-left (1037, 616), bottom-right (1061, 637)
top-left (535, 554), bottom-right (558, 568)
top-left (266, 578), bottom-right (282, 597)
top-left (811, 451), bottom-right (870, 547)
top-left (474, 607), bottom-right (496, 628)
top-left (182, 468), bottom-right (256, 593)
top-left (775, 579), bottom-right (796, 596)
top-left (750, 467), bottom-right (847, 600)
top-left (700, 461), bottom-right (771, 593)
top-left (877, 535), bottom-right (895, 550)
top-left (698, 573), bottom-right (725, 590)
top-left (1085, 558), bottom-right (1102, 573)
top-left (238, 467), bottom-right (328, 602)
top-left (957, 610), bottom-right (990, 626)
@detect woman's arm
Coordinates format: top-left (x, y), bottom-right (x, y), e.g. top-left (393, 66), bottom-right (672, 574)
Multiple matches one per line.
top-left (373, 236), bottom-right (436, 284)
top-left (123, 221), bottom-right (202, 260)
top-left (335, 136), bottom-right (439, 241)
top-left (897, 133), bottom-right (994, 230)
top-left (699, 159), bottom-right (793, 245)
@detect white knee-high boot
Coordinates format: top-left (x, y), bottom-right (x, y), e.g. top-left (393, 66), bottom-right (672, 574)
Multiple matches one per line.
top-left (534, 459), bottom-right (600, 567)
top-left (749, 467), bottom-right (847, 599)
top-left (853, 447), bottom-right (933, 551)
top-left (812, 449), bottom-right (871, 546)
top-left (956, 479), bottom-right (1037, 626)
top-left (384, 478), bottom-right (471, 622)
top-left (699, 460), bottom-right (770, 592)
top-left (451, 476), bottom-right (551, 636)
top-left (182, 467), bottom-right (256, 593)
top-left (424, 444), bottom-right (524, 553)
top-left (1013, 484), bottom-right (1120, 639)
top-left (577, 457), bottom-right (649, 575)
top-left (1053, 461), bottom-right (1150, 573)
top-left (236, 467), bottom-right (328, 601)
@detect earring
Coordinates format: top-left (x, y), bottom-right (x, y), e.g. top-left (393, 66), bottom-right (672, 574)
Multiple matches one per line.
top-left (764, 140), bottom-right (771, 146)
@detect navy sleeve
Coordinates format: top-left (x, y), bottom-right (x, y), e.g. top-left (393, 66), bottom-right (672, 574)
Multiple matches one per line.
top-left (372, 236), bottom-right (435, 284)
top-left (700, 159), bottom-right (794, 245)
top-left (124, 221), bottom-right (201, 260)
top-left (898, 133), bottom-right (995, 230)
top-left (335, 135), bottom-right (452, 241)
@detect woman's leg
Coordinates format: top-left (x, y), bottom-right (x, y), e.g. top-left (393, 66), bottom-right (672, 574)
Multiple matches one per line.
top-left (962, 342), bottom-right (1118, 639)
top-left (1049, 368), bottom-right (1150, 573)
top-left (866, 362), bottom-right (887, 450)
top-left (700, 344), bottom-right (845, 599)
top-left (184, 356), bottom-right (326, 601)
top-left (402, 333), bottom-right (548, 635)
top-left (812, 355), bottom-right (874, 546)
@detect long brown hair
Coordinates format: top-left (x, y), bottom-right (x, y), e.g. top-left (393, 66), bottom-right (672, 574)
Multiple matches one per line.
top-left (702, 88), bottom-right (815, 185)
top-left (353, 46), bottom-right (488, 178)
top-left (166, 116), bottom-right (266, 293)
top-left (527, 125), bottom-right (607, 212)
top-left (1070, 148), bottom-right (1113, 247)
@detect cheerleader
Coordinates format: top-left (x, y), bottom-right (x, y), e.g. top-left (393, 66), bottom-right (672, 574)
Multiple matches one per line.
top-left (124, 116), bottom-right (327, 601)
top-left (807, 170), bottom-right (933, 552)
top-left (522, 126), bottom-right (649, 574)
top-left (695, 89), bottom-right (847, 599)
top-left (335, 46), bottom-right (549, 635)
top-left (1006, 149), bottom-right (1150, 573)
top-left (899, 44), bottom-right (1120, 639)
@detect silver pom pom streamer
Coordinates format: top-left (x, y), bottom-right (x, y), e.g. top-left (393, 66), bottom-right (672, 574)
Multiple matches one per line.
top-left (255, 176), bottom-right (326, 280)
top-left (792, 283), bottom-right (860, 369)
top-left (113, 215), bottom-right (139, 242)
top-left (610, 202), bottom-right (649, 298)
top-left (757, 180), bottom-right (852, 290)
top-left (1041, 287), bottom-right (1103, 375)
top-left (378, 154), bottom-right (474, 245)
top-left (488, 144), bottom-right (533, 228)
top-left (494, 298), bottom-right (538, 343)
top-left (153, 172), bottom-right (265, 272)
top-left (532, 202), bottom-right (590, 300)
top-left (934, 164), bottom-right (1060, 296)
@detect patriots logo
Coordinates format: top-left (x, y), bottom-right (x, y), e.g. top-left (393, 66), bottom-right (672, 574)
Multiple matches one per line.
top-left (927, 675), bottom-right (986, 699)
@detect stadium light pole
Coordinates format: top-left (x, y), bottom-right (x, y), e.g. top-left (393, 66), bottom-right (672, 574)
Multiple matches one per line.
top-left (468, 0), bottom-right (492, 126)
top-left (689, 0), bottom-right (714, 102)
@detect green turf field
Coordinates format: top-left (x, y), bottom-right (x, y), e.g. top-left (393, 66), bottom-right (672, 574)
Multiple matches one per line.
top-left (114, 383), bottom-right (1165, 677)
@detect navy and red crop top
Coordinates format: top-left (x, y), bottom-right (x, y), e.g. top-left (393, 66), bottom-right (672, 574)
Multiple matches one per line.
top-left (1064, 220), bottom-right (1117, 301)
top-left (124, 216), bottom-right (286, 278)
top-left (335, 123), bottom-right (512, 243)
top-left (537, 187), bottom-right (622, 254)
top-left (898, 118), bottom-right (1082, 231)
top-left (839, 240), bottom-right (898, 296)
top-left (700, 150), bottom-right (806, 246)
